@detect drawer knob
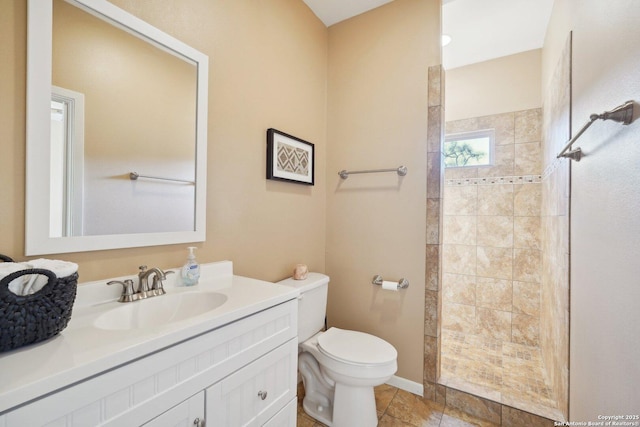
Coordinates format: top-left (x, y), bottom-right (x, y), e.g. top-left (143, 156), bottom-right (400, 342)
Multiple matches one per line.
top-left (258, 390), bottom-right (268, 400)
top-left (193, 418), bottom-right (205, 427)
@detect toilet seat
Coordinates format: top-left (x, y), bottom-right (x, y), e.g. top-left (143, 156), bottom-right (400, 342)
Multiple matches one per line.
top-left (317, 327), bottom-right (397, 366)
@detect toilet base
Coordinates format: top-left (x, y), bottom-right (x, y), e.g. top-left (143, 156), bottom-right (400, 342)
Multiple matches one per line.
top-left (302, 383), bottom-right (378, 427)
top-left (302, 397), bottom-right (333, 426)
top-left (332, 382), bottom-right (378, 427)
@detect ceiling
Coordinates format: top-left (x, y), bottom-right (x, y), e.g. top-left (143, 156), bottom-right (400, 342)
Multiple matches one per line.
top-left (303, 0), bottom-right (555, 70)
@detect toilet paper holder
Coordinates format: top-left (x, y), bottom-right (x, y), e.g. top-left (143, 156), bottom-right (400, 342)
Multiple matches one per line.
top-left (372, 275), bottom-right (409, 290)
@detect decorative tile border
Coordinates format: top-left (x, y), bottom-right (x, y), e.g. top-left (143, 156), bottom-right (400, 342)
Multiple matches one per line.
top-left (446, 175), bottom-right (542, 186)
top-left (541, 157), bottom-right (564, 181)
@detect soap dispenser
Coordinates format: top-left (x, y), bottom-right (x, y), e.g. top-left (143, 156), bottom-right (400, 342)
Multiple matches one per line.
top-left (181, 247), bottom-right (200, 286)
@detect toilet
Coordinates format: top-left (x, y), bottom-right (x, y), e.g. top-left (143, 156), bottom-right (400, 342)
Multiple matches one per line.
top-left (278, 273), bottom-right (397, 427)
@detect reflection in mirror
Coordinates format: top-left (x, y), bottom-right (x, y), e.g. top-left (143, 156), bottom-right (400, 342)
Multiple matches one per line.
top-left (52, 0), bottom-right (197, 236)
top-left (50, 85), bottom-right (85, 237)
top-left (26, 0), bottom-right (208, 255)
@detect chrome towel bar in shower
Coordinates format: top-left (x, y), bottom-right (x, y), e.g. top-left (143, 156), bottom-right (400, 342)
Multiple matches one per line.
top-left (129, 172), bottom-right (195, 185)
top-left (557, 100), bottom-right (635, 161)
top-left (339, 165), bottom-right (407, 179)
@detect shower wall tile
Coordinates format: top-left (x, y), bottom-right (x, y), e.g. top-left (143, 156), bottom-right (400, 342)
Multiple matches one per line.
top-left (514, 183), bottom-right (541, 216)
top-left (425, 244), bottom-right (440, 291)
top-left (446, 117), bottom-right (478, 135)
top-left (444, 388), bottom-right (502, 425)
top-left (443, 244), bottom-right (477, 276)
top-left (513, 249), bottom-right (541, 283)
top-left (477, 246), bottom-right (513, 280)
top-left (514, 216), bottom-right (541, 249)
top-left (442, 301), bottom-right (476, 334)
top-left (478, 112), bottom-right (515, 146)
top-left (445, 166), bottom-right (479, 179)
top-left (512, 313), bottom-right (540, 346)
top-left (442, 108), bottom-right (542, 348)
top-left (539, 35), bottom-right (571, 419)
top-left (513, 281), bottom-right (540, 317)
top-left (443, 216), bottom-right (477, 245)
top-left (515, 109), bottom-right (542, 143)
top-left (425, 64), bottom-right (444, 400)
top-left (476, 277), bottom-right (512, 312)
top-left (443, 273), bottom-right (476, 305)
top-left (476, 308), bottom-right (512, 341)
top-left (425, 290), bottom-right (438, 337)
top-left (428, 65), bottom-right (444, 108)
top-left (502, 406), bottom-right (555, 427)
top-left (515, 142), bottom-right (542, 175)
top-left (444, 185), bottom-right (477, 215)
top-left (477, 184), bottom-right (514, 216)
top-left (424, 335), bottom-right (438, 382)
top-left (427, 106), bottom-right (443, 152)
top-left (427, 152), bottom-right (443, 198)
top-left (477, 216), bottom-right (514, 248)
top-left (478, 144), bottom-right (515, 178)
top-left (427, 198), bottom-right (441, 244)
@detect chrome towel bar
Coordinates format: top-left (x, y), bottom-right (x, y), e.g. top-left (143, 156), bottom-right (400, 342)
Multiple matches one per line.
top-left (339, 165), bottom-right (407, 179)
top-left (129, 172), bottom-right (195, 185)
top-left (557, 100), bottom-right (635, 161)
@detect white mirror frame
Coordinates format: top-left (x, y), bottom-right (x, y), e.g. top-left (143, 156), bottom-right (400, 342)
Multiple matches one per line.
top-left (26, 0), bottom-right (208, 255)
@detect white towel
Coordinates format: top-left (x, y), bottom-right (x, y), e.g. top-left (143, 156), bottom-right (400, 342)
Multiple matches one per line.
top-left (0, 263), bottom-right (30, 295)
top-left (26, 259), bottom-right (78, 279)
top-left (22, 259), bottom-right (79, 295)
top-left (0, 259), bottom-right (78, 296)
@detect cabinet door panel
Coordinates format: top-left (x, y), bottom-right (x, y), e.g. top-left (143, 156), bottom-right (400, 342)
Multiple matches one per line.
top-left (144, 392), bottom-right (204, 427)
top-left (206, 339), bottom-right (297, 427)
top-left (263, 398), bottom-right (297, 427)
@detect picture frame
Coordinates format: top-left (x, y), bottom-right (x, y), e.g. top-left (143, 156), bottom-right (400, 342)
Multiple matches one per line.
top-left (266, 128), bottom-right (315, 185)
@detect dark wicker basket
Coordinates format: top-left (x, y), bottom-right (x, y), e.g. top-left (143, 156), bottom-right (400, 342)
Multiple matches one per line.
top-left (0, 255), bottom-right (78, 352)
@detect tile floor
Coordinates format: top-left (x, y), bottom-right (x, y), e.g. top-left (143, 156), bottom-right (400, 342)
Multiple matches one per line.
top-left (296, 383), bottom-right (502, 427)
top-left (439, 330), bottom-right (562, 420)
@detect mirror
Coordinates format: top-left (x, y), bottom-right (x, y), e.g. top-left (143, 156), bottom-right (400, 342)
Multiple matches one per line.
top-left (26, 0), bottom-right (208, 255)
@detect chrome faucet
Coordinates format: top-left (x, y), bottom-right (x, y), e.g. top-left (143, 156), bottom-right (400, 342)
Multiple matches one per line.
top-left (138, 265), bottom-right (173, 298)
top-left (107, 266), bottom-right (173, 302)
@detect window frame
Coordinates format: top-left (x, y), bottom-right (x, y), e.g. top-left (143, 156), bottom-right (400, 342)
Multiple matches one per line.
top-left (443, 129), bottom-right (495, 168)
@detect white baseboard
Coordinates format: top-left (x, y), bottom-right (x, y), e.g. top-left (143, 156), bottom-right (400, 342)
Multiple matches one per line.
top-left (386, 375), bottom-right (423, 397)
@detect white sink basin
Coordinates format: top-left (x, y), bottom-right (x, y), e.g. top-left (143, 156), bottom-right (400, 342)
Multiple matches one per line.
top-left (94, 292), bottom-right (228, 330)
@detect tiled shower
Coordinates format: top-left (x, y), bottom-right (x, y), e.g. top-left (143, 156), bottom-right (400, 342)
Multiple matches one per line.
top-left (439, 108), bottom-right (564, 419)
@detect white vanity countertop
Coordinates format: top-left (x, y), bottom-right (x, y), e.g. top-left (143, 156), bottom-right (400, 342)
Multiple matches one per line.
top-left (0, 261), bottom-right (298, 413)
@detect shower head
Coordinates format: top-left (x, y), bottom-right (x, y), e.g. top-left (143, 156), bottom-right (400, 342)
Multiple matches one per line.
top-left (590, 100), bottom-right (635, 125)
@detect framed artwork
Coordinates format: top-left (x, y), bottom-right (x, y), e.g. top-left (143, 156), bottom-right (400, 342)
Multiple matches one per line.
top-left (266, 128), bottom-right (314, 185)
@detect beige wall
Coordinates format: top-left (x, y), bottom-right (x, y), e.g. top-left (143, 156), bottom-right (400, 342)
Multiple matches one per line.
top-left (0, 0), bottom-right (327, 282)
top-left (445, 49), bottom-right (542, 122)
top-left (325, 0), bottom-right (440, 384)
top-left (542, 0), bottom-right (640, 420)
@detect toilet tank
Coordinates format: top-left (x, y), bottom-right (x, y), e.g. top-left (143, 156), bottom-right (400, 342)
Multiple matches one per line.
top-left (277, 273), bottom-right (329, 342)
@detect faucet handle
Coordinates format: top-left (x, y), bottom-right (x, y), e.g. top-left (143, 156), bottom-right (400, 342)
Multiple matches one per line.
top-left (107, 279), bottom-right (138, 303)
top-left (138, 265), bottom-right (147, 273)
top-left (151, 270), bottom-right (174, 296)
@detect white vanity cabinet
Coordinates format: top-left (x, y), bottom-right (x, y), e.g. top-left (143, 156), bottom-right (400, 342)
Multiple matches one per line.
top-left (206, 339), bottom-right (297, 426)
top-left (1, 299), bottom-right (298, 427)
top-left (143, 392), bottom-right (205, 427)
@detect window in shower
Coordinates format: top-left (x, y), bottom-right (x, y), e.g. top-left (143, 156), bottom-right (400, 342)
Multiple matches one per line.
top-left (444, 129), bottom-right (494, 167)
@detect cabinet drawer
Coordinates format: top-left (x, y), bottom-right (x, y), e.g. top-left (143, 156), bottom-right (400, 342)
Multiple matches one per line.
top-left (206, 339), bottom-right (297, 427)
top-left (143, 392), bottom-right (204, 427)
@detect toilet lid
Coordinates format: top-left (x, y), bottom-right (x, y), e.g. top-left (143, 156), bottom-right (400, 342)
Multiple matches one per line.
top-left (317, 327), bottom-right (397, 365)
